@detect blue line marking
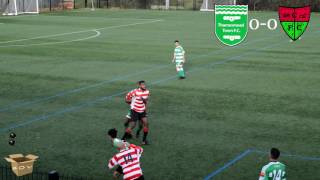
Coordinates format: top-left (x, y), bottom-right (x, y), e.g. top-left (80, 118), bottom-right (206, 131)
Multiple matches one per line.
top-left (0, 90), bottom-right (128, 132)
top-left (252, 149), bottom-right (320, 161)
top-left (0, 36), bottom-right (290, 133)
top-left (0, 65), bottom-right (168, 112)
top-left (203, 148), bottom-right (320, 180)
top-left (204, 149), bottom-right (252, 180)
top-left (0, 34), bottom-right (281, 113)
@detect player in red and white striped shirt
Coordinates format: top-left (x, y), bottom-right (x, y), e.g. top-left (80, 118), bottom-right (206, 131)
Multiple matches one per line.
top-left (108, 139), bottom-right (145, 180)
top-left (122, 80), bottom-right (150, 145)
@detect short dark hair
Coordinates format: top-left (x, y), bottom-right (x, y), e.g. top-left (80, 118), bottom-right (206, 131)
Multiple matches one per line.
top-left (138, 80), bottom-right (145, 85)
top-left (108, 128), bottom-right (117, 138)
top-left (174, 40), bottom-right (179, 43)
top-left (270, 148), bottom-right (280, 159)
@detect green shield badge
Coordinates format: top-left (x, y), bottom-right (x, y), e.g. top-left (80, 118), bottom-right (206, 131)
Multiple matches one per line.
top-left (279, 6), bottom-right (311, 41)
top-left (215, 5), bottom-right (248, 46)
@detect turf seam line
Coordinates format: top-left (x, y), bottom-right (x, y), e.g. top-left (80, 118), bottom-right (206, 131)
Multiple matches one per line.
top-left (203, 149), bottom-right (252, 180)
top-left (0, 34), bottom-right (282, 112)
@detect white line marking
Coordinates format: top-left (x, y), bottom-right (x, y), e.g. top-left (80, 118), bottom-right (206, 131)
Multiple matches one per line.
top-left (0, 30), bottom-right (101, 48)
top-left (0, 20), bottom-right (162, 44)
top-left (42, 14), bottom-right (163, 21)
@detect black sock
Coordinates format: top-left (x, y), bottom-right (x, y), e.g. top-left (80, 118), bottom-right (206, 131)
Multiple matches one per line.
top-left (124, 121), bottom-right (129, 127)
top-left (122, 132), bottom-right (130, 140)
top-left (143, 132), bottom-right (148, 142)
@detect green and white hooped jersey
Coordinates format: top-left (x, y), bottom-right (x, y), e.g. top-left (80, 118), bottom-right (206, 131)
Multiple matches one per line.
top-left (174, 46), bottom-right (185, 64)
top-left (259, 161), bottom-right (286, 180)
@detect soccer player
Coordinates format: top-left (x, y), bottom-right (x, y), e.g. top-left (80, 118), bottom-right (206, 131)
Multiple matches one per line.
top-left (259, 148), bottom-right (286, 180)
top-left (172, 40), bottom-right (186, 79)
top-left (107, 128), bottom-right (125, 178)
top-left (122, 80), bottom-right (150, 145)
top-left (108, 139), bottom-right (145, 180)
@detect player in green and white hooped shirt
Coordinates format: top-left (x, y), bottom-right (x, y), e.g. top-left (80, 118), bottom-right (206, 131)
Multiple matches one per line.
top-left (259, 148), bottom-right (286, 180)
top-left (172, 40), bottom-right (186, 79)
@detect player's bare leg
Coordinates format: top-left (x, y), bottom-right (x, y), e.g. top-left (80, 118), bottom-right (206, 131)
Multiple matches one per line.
top-left (141, 117), bottom-right (149, 145)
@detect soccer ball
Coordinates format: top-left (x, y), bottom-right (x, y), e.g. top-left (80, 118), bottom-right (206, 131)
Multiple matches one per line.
top-left (8, 140), bottom-right (15, 146)
top-left (9, 132), bottom-right (16, 139)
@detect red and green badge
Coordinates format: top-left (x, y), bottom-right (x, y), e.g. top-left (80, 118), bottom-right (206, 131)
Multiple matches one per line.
top-left (279, 6), bottom-right (311, 41)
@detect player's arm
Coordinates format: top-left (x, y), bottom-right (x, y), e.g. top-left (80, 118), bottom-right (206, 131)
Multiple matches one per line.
top-left (144, 100), bottom-right (148, 113)
top-left (142, 93), bottom-right (149, 112)
top-left (172, 49), bottom-right (176, 63)
top-left (172, 52), bottom-right (176, 63)
top-left (108, 156), bottom-right (118, 169)
top-left (113, 166), bottom-right (123, 179)
top-left (182, 48), bottom-right (186, 63)
top-left (258, 165), bottom-right (267, 180)
top-left (134, 145), bottom-right (144, 156)
top-left (125, 91), bottom-right (133, 104)
top-left (143, 96), bottom-right (148, 108)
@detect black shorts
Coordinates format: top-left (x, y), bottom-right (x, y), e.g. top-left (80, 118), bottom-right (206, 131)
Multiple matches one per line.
top-left (136, 175), bottom-right (145, 180)
top-left (115, 165), bottom-right (123, 174)
top-left (131, 109), bottom-right (147, 122)
top-left (115, 166), bottom-right (145, 180)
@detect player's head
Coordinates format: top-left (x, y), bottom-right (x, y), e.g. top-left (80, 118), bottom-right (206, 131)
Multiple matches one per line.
top-left (108, 128), bottom-right (117, 139)
top-left (270, 148), bottom-right (280, 160)
top-left (138, 80), bottom-right (146, 90)
top-left (113, 138), bottom-right (130, 150)
top-left (174, 40), bottom-right (180, 46)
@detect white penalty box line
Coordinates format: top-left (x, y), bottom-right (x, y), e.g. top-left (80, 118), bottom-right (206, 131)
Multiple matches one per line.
top-left (0, 19), bottom-right (163, 45)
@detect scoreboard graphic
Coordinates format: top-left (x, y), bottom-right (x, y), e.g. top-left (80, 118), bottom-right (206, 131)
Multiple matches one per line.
top-left (214, 5), bottom-right (312, 46)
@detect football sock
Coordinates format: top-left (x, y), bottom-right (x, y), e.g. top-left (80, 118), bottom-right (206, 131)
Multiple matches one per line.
top-left (142, 127), bottom-right (149, 142)
top-left (122, 128), bottom-right (132, 140)
top-left (178, 69), bottom-right (185, 78)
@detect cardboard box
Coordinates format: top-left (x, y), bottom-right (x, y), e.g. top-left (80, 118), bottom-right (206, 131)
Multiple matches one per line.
top-left (4, 154), bottom-right (39, 176)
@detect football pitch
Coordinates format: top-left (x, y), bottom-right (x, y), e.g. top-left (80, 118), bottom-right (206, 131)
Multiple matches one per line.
top-left (0, 9), bottom-right (320, 179)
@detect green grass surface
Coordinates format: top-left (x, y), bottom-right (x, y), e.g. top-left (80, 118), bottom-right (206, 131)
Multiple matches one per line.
top-left (0, 9), bottom-right (319, 179)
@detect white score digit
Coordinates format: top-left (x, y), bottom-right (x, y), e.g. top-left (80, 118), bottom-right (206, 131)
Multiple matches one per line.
top-left (249, 19), bottom-right (259, 30)
top-left (249, 19), bottom-right (278, 30)
top-left (267, 19), bottom-right (277, 30)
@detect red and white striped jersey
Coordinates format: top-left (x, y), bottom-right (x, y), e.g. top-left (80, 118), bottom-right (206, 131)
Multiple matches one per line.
top-left (108, 145), bottom-right (144, 180)
top-left (126, 88), bottom-right (150, 113)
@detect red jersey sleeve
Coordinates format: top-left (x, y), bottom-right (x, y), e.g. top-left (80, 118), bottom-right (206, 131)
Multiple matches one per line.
top-left (125, 90), bottom-right (135, 102)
